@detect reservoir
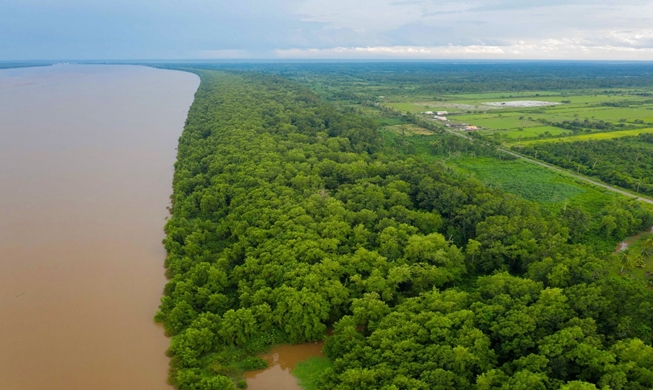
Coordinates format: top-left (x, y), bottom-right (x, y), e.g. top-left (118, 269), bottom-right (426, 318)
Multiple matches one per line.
top-left (0, 65), bottom-right (199, 389)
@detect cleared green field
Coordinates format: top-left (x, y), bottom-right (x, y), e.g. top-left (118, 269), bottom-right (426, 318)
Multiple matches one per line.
top-left (535, 106), bottom-right (653, 123)
top-left (388, 102), bottom-right (458, 113)
top-left (497, 126), bottom-right (572, 139)
top-left (430, 91), bottom-right (646, 105)
top-left (385, 89), bottom-right (653, 161)
top-left (380, 128), bottom-right (620, 214)
top-left (382, 124), bottom-right (435, 136)
top-left (518, 127), bottom-right (653, 145)
top-left (452, 157), bottom-right (618, 213)
top-left (439, 91), bottom-right (564, 100)
top-left (454, 113), bottom-right (542, 129)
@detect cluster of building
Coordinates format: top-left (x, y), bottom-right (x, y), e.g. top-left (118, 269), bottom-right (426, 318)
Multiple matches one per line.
top-left (423, 110), bottom-right (479, 131)
top-left (424, 111), bottom-right (449, 121)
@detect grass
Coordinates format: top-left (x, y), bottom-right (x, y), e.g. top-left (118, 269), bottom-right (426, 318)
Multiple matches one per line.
top-left (518, 127), bottom-right (653, 145)
top-left (388, 102), bottom-right (454, 113)
top-left (454, 113), bottom-right (542, 129)
top-left (374, 93), bottom-right (645, 215)
top-left (384, 89), bottom-right (653, 147)
top-left (382, 124), bottom-right (435, 136)
top-left (292, 357), bottom-right (333, 390)
top-left (490, 126), bottom-right (572, 140)
top-left (379, 128), bottom-right (618, 214)
top-left (452, 157), bottom-right (617, 213)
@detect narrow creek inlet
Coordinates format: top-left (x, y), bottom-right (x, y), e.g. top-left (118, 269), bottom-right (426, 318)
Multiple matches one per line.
top-left (0, 65), bottom-right (199, 389)
top-left (244, 342), bottom-right (325, 390)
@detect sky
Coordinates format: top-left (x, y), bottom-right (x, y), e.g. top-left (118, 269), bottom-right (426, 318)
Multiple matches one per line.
top-left (2, 0), bottom-right (653, 60)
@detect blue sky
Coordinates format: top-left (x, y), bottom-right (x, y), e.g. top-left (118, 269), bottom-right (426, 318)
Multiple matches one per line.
top-left (2, 0), bottom-right (653, 60)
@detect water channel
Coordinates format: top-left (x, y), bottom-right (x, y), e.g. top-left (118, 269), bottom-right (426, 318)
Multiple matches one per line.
top-left (244, 342), bottom-right (325, 390)
top-left (0, 64), bottom-right (199, 389)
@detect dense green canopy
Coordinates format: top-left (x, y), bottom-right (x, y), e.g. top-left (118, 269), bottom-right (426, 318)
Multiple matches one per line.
top-left (157, 70), bottom-right (653, 390)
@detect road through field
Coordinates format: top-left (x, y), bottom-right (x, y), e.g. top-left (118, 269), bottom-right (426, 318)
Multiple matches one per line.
top-left (443, 128), bottom-right (653, 206)
top-left (497, 148), bottom-right (653, 206)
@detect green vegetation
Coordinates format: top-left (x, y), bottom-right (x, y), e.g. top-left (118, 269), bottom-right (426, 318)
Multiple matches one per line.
top-left (322, 274), bottom-right (653, 390)
top-left (0, 61), bottom-right (52, 70)
top-left (372, 80), bottom-right (653, 144)
top-left (293, 357), bottom-right (334, 390)
top-left (157, 66), bottom-right (653, 390)
top-left (452, 157), bottom-right (615, 213)
top-left (517, 134), bottom-right (653, 197)
top-left (519, 128), bottom-right (653, 145)
top-left (617, 233), bottom-right (653, 281)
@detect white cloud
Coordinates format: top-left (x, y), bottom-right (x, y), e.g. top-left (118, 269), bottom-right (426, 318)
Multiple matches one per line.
top-left (287, 0), bottom-right (653, 52)
top-left (603, 30), bottom-right (653, 48)
top-left (274, 37), bottom-right (653, 60)
top-left (6, 0), bottom-right (653, 59)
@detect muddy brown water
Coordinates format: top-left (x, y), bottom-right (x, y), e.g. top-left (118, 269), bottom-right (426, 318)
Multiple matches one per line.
top-left (244, 342), bottom-right (325, 390)
top-left (0, 65), bottom-right (199, 389)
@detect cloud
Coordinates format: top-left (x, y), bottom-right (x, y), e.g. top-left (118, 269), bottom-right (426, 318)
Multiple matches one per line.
top-left (603, 30), bottom-right (653, 48)
top-left (274, 37), bottom-right (653, 60)
top-left (2, 0), bottom-right (653, 59)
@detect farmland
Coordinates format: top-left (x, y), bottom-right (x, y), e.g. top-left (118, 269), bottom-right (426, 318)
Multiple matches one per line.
top-left (517, 134), bottom-right (653, 197)
top-left (516, 127), bottom-right (653, 144)
top-left (380, 131), bottom-right (619, 215)
top-left (452, 157), bottom-right (618, 214)
top-left (386, 90), bottom-right (653, 143)
top-left (295, 67), bottom-right (653, 219)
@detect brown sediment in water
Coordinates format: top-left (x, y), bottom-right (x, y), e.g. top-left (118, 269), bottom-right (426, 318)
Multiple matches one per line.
top-left (244, 342), bottom-right (325, 390)
top-left (0, 65), bottom-right (199, 389)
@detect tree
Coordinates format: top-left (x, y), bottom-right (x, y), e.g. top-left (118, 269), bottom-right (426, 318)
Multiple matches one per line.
top-left (620, 251), bottom-right (633, 273)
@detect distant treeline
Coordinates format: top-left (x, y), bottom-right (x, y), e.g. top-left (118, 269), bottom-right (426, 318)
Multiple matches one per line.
top-left (0, 62), bottom-right (54, 70)
top-left (156, 62), bottom-right (653, 95)
top-left (158, 70), bottom-right (653, 390)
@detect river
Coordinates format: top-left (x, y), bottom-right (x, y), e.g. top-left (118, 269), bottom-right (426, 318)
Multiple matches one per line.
top-left (0, 65), bottom-right (199, 389)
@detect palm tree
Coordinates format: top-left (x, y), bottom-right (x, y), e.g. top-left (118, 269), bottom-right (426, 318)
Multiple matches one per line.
top-left (642, 236), bottom-right (653, 260)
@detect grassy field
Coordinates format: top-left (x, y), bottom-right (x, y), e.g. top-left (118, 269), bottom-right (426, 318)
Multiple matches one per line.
top-left (380, 129), bottom-right (619, 214)
top-left (388, 102), bottom-right (453, 113)
top-left (498, 126), bottom-right (572, 139)
top-left (385, 89), bottom-right (653, 143)
top-left (369, 89), bottom-right (649, 216)
top-left (517, 127), bottom-right (653, 145)
top-left (293, 357), bottom-right (333, 390)
top-left (382, 124), bottom-right (436, 136)
top-left (454, 114), bottom-right (542, 129)
top-left (452, 157), bottom-right (618, 213)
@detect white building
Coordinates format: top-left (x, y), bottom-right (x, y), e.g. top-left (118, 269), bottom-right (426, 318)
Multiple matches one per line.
top-left (436, 111), bottom-right (448, 116)
top-left (434, 116), bottom-right (448, 121)
top-left (424, 111), bottom-right (434, 115)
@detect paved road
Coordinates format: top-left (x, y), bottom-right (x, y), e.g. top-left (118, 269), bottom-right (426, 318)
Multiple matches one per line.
top-left (442, 128), bottom-right (653, 206)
